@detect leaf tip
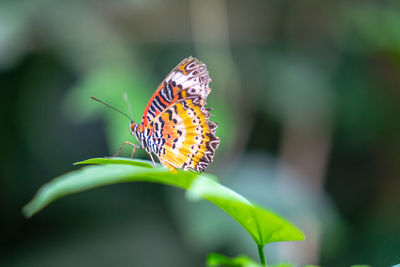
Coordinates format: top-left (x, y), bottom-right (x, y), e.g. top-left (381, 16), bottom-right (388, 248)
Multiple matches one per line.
top-left (21, 204), bottom-right (35, 218)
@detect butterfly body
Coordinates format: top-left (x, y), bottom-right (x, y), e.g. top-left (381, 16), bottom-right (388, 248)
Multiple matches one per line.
top-left (130, 57), bottom-right (219, 172)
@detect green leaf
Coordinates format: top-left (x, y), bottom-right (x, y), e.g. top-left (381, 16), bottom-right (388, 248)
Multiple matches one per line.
top-left (206, 253), bottom-right (263, 267)
top-left (270, 264), bottom-right (296, 267)
top-left (23, 157), bottom-right (305, 245)
top-left (206, 253), bottom-right (296, 267)
top-left (74, 157), bottom-right (154, 168)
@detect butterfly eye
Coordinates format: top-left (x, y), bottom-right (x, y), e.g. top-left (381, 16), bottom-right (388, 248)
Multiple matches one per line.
top-left (130, 122), bottom-right (137, 133)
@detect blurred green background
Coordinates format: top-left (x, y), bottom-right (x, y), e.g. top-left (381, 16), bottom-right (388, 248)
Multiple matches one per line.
top-left (1, 0), bottom-right (400, 266)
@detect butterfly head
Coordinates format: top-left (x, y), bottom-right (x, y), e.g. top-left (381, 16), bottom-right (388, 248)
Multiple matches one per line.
top-left (130, 121), bottom-right (138, 134)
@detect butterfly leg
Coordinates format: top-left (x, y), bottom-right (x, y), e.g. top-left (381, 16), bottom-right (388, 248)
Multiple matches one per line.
top-left (130, 146), bottom-right (136, 159)
top-left (148, 152), bottom-right (156, 167)
top-left (107, 141), bottom-right (140, 159)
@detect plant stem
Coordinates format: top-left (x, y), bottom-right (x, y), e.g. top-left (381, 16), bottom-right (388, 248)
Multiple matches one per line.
top-left (257, 245), bottom-right (267, 266)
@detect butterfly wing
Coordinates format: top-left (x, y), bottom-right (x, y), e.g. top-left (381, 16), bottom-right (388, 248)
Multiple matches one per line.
top-left (138, 57), bottom-right (219, 172)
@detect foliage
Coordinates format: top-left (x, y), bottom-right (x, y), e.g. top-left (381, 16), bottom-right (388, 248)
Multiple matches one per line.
top-left (207, 253), bottom-right (298, 267)
top-left (206, 253), bottom-right (266, 267)
top-left (23, 158), bottom-right (305, 249)
top-left (206, 253), bottom-right (374, 267)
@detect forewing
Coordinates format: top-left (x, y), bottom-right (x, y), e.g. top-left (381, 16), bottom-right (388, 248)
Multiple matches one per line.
top-left (140, 57), bottom-right (219, 172)
top-left (139, 57), bottom-right (211, 129)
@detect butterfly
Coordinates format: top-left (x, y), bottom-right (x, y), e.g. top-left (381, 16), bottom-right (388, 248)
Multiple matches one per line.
top-left (92, 57), bottom-right (219, 172)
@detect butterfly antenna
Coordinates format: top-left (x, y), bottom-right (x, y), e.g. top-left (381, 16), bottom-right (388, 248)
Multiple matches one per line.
top-left (90, 96), bottom-right (133, 122)
top-left (123, 93), bottom-right (134, 121)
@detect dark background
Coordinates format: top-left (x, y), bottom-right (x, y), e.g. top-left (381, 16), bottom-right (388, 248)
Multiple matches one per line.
top-left (1, 1), bottom-right (400, 266)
